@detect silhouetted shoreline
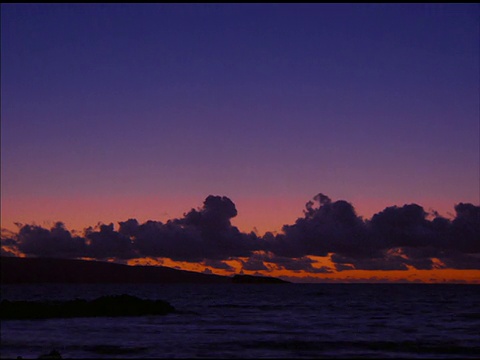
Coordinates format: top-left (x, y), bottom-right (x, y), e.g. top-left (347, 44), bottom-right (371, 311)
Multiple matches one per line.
top-left (0, 256), bottom-right (289, 284)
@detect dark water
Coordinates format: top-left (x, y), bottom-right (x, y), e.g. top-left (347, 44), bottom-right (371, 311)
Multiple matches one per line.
top-left (1, 283), bottom-right (479, 359)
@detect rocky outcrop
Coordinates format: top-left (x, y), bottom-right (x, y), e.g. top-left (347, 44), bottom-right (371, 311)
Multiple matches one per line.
top-left (0, 294), bottom-right (175, 319)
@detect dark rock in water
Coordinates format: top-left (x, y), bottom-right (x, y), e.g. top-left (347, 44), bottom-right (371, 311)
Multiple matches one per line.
top-left (37, 349), bottom-right (62, 359)
top-left (85, 345), bottom-right (147, 355)
top-left (0, 294), bottom-right (175, 319)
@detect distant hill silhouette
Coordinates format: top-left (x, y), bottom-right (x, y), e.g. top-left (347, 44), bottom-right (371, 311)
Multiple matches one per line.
top-left (0, 257), bottom-right (289, 284)
top-left (232, 274), bottom-right (289, 284)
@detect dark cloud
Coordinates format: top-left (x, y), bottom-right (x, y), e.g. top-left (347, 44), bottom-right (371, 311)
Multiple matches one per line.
top-left (15, 222), bottom-right (87, 259)
top-left (270, 195), bottom-right (373, 258)
top-left (1, 246), bottom-right (17, 257)
top-left (126, 219), bottom-right (206, 262)
top-left (85, 223), bottom-right (136, 260)
top-left (331, 253), bottom-right (409, 271)
top-left (239, 254), bottom-right (270, 271)
top-left (240, 251), bottom-right (333, 273)
top-left (203, 259), bottom-right (235, 271)
top-left (263, 254), bottom-right (333, 273)
top-left (437, 252), bottom-right (480, 270)
top-left (0, 195), bottom-right (263, 263)
top-left (1, 194), bottom-right (479, 272)
top-left (1, 229), bottom-right (19, 256)
top-left (175, 195), bottom-right (262, 260)
top-left (450, 203), bottom-right (480, 253)
top-left (117, 196), bottom-right (263, 262)
top-left (262, 195), bottom-right (480, 271)
top-left (368, 204), bottom-right (445, 252)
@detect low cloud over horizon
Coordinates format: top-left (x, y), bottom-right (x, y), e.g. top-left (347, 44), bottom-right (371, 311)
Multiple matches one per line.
top-left (1, 194), bottom-right (479, 273)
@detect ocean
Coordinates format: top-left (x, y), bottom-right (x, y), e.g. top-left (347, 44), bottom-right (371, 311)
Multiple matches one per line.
top-left (1, 283), bottom-right (479, 359)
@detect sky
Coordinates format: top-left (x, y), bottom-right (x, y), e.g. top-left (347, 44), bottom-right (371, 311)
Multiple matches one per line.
top-left (1, 4), bottom-right (479, 283)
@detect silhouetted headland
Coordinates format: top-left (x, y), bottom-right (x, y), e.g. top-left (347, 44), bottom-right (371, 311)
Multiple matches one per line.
top-left (0, 294), bottom-right (175, 319)
top-left (0, 256), bottom-right (289, 284)
top-left (231, 274), bottom-right (290, 284)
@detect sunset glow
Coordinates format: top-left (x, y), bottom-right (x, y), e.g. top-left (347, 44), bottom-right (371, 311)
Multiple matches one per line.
top-left (126, 256), bottom-right (480, 284)
top-left (1, 4), bottom-right (479, 284)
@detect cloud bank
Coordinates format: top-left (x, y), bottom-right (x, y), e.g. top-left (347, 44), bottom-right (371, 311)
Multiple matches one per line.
top-left (2, 194), bottom-right (479, 272)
